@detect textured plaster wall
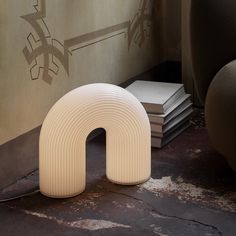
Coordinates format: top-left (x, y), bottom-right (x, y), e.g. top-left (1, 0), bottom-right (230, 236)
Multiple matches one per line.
top-left (0, 0), bottom-right (159, 145)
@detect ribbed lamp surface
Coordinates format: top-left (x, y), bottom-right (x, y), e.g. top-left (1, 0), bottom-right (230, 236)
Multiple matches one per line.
top-left (39, 83), bottom-right (151, 198)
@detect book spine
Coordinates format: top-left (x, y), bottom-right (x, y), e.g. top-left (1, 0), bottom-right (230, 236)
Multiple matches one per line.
top-left (143, 103), bottom-right (164, 114)
top-left (150, 123), bottom-right (163, 133)
top-left (148, 115), bottom-right (164, 124)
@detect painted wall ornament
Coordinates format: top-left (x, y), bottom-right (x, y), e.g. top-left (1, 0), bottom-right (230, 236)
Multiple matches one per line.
top-left (21, 0), bottom-right (154, 84)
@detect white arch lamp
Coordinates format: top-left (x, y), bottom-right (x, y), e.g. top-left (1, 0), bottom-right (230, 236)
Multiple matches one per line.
top-left (39, 83), bottom-right (151, 198)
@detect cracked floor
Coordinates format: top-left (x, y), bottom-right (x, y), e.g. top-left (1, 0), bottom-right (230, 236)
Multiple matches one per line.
top-left (0, 109), bottom-right (236, 236)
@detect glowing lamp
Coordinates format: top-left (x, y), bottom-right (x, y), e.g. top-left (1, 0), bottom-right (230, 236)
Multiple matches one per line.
top-left (39, 83), bottom-right (151, 198)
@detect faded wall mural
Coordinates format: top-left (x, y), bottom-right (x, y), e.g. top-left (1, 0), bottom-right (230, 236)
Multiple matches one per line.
top-left (0, 0), bottom-right (159, 145)
top-left (22, 0), bottom-right (153, 84)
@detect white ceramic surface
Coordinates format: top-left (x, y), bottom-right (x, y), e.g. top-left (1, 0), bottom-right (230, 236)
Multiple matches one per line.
top-left (39, 83), bottom-right (151, 198)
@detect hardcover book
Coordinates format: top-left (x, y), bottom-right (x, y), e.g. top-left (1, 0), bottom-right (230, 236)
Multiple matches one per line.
top-left (148, 94), bottom-right (191, 125)
top-left (151, 121), bottom-right (191, 148)
top-left (126, 80), bottom-right (185, 114)
top-left (150, 107), bottom-right (193, 133)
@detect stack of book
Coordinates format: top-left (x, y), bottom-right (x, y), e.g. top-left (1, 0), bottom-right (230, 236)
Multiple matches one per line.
top-left (126, 80), bottom-right (193, 148)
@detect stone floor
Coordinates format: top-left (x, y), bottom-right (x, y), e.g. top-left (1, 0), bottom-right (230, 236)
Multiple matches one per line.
top-left (0, 109), bottom-right (236, 236)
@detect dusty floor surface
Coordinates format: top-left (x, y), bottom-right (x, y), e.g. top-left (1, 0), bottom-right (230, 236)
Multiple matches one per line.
top-left (0, 109), bottom-right (236, 236)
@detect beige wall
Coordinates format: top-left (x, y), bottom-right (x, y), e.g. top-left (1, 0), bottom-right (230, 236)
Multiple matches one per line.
top-left (0, 0), bottom-right (160, 145)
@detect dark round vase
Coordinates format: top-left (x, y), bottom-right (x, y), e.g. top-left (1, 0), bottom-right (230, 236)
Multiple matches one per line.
top-left (190, 0), bottom-right (236, 170)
